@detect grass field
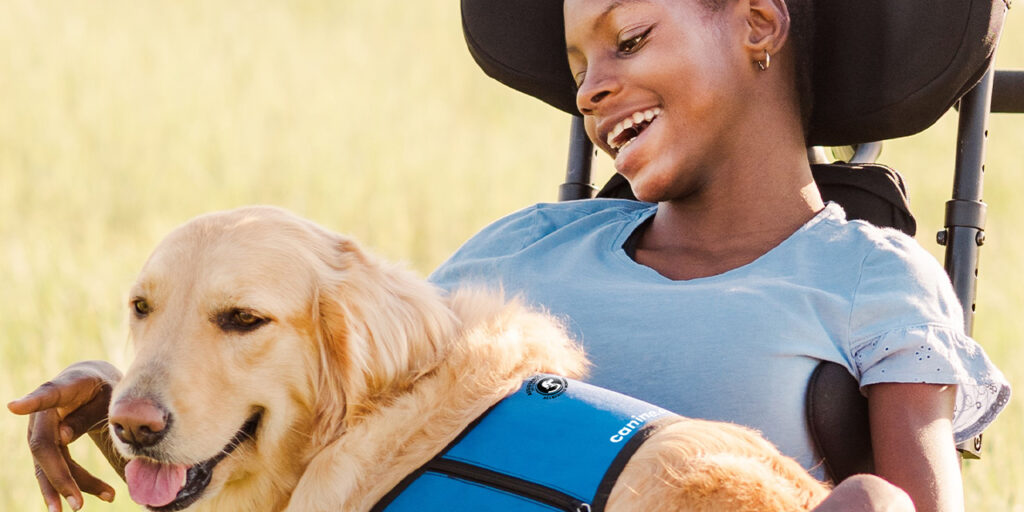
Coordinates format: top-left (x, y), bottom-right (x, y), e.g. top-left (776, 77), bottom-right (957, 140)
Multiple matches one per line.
top-left (2, 1), bottom-right (1022, 510)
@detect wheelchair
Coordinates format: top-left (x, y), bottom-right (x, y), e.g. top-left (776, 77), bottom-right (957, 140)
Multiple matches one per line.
top-left (461, 0), bottom-right (1022, 484)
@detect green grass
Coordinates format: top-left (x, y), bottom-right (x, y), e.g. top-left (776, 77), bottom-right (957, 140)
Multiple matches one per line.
top-left (1, 1), bottom-right (1021, 510)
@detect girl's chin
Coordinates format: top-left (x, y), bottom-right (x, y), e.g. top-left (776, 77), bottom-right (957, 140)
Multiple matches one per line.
top-left (627, 166), bottom-right (702, 204)
top-left (625, 174), bottom-right (668, 203)
top-left (632, 188), bottom-right (668, 204)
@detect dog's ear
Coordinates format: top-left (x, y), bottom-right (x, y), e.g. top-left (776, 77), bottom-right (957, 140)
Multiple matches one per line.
top-left (311, 236), bottom-right (457, 443)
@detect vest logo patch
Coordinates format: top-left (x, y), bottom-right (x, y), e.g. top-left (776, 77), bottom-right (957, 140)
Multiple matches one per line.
top-left (526, 375), bottom-right (568, 399)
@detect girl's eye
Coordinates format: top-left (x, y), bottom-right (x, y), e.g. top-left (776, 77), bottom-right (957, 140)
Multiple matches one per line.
top-left (132, 298), bottom-right (151, 318)
top-left (574, 70), bottom-right (587, 88)
top-left (618, 27), bottom-right (652, 54)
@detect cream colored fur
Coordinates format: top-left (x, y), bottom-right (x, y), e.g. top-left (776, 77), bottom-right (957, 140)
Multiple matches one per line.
top-left (112, 206), bottom-right (829, 512)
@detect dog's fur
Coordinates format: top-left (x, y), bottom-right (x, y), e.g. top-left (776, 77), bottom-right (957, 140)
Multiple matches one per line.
top-left (111, 206), bottom-right (829, 511)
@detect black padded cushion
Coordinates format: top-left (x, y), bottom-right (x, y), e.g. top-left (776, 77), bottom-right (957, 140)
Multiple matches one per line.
top-left (812, 163), bottom-right (916, 236)
top-left (806, 361), bottom-right (874, 483)
top-left (462, 0), bottom-right (1008, 146)
top-left (597, 163), bottom-right (917, 236)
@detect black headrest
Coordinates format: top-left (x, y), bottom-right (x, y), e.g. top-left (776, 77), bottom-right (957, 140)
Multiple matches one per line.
top-left (462, 0), bottom-right (1009, 146)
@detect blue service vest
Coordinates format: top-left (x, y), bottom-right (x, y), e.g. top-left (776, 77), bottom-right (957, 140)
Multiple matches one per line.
top-left (371, 374), bottom-right (679, 512)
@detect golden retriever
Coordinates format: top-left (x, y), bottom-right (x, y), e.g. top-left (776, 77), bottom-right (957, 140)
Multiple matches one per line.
top-left (108, 206), bottom-right (829, 511)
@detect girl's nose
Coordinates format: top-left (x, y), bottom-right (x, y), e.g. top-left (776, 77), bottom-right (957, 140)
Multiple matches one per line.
top-left (576, 67), bottom-right (622, 115)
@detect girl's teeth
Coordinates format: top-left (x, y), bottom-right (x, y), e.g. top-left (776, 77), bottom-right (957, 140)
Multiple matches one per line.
top-left (607, 108), bottom-right (662, 150)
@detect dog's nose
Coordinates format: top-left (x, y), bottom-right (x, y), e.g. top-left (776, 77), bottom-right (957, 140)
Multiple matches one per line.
top-left (109, 397), bottom-right (171, 449)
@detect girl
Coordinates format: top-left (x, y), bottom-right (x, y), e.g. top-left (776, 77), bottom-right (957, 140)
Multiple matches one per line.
top-left (429, 0), bottom-right (1010, 510)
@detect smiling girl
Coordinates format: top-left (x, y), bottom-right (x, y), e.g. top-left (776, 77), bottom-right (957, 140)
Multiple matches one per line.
top-left (430, 0), bottom-right (1010, 511)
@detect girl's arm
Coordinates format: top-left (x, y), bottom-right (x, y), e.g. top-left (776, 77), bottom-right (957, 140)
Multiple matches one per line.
top-left (867, 382), bottom-right (963, 512)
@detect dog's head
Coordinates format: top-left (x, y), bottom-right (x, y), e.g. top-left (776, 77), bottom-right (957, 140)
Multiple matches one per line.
top-left (108, 206), bottom-right (456, 511)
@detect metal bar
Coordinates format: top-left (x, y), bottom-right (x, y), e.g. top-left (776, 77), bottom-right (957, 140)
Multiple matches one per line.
top-left (807, 146), bottom-right (830, 164)
top-left (991, 70), bottom-right (1024, 114)
top-left (558, 116), bottom-right (595, 202)
top-left (941, 66), bottom-right (995, 460)
top-left (849, 141), bottom-right (883, 164)
top-left (943, 67), bottom-right (994, 334)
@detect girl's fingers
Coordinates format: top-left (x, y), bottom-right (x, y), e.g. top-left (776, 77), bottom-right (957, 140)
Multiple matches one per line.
top-left (10, 361), bottom-right (124, 511)
top-left (67, 455), bottom-right (116, 502)
top-left (59, 386), bottom-right (114, 441)
top-left (8, 381), bottom-right (69, 415)
top-left (34, 463), bottom-right (65, 512)
top-left (9, 361), bottom-right (121, 417)
top-left (27, 409), bottom-right (84, 511)
top-left (10, 376), bottom-right (94, 416)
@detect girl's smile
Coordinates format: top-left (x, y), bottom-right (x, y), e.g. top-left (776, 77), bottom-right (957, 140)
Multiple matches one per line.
top-left (605, 107), bottom-right (661, 153)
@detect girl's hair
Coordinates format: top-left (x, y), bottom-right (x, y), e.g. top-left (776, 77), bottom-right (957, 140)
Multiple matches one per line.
top-left (785, 0), bottom-right (815, 135)
top-left (701, 0), bottom-right (815, 135)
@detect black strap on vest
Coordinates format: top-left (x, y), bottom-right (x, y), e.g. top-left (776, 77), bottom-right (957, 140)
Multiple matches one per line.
top-left (372, 399), bottom-right (678, 512)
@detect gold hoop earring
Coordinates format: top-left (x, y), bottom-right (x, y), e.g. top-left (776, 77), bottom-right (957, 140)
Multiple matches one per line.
top-left (757, 49), bottom-right (771, 71)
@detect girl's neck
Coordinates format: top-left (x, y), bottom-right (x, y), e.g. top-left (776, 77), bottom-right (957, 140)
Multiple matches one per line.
top-left (633, 160), bottom-right (824, 281)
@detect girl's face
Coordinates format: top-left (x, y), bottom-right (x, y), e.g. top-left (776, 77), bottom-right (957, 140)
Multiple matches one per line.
top-left (565, 0), bottom-right (756, 203)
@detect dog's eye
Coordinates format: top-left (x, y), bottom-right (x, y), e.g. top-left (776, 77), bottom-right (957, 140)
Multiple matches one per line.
top-left (234, 310), bottom-right (259, 325)
top-left (216, 308), bottom-right (269, 333)
top-left (131, 298), bottom-right (152, 318)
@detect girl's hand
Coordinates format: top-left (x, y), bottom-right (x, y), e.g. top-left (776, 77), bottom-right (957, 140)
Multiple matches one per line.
top-left (8, 361), bottom-right (125, 512)
top-left (812, 474), bottom-right (915, 512)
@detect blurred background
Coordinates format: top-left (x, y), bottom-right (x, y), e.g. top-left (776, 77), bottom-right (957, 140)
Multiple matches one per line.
top-left (1, 1), bottom-right (1021, 510)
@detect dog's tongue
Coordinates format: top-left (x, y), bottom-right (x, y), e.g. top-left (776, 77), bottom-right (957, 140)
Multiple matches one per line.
top-left (125, 458), bottom-right (188, 507)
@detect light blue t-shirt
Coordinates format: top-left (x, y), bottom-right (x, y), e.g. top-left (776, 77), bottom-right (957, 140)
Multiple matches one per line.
top-left (429, 199), bottom-right (1010, 476)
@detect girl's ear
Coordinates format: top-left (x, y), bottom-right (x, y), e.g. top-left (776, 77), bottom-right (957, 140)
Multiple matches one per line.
top-left (743, 0), bottom-right (790, 61)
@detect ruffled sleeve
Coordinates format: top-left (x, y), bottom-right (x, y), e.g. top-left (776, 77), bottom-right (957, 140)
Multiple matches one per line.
top-left (846, 229), bottom-right (1011, 443)
top-left (851, 324), bottom-right (1011, 443)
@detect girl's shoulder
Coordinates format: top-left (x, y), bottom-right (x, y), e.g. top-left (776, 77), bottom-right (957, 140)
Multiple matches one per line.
top-left (813, 202), bottom-right (925, 254)
top-left (454, 199), bottom-right (654, 255)
top-left (810, 203), bottom-right (944, 281)
top-left (428, 199), bottom-right (654, 288)
top-left (812, 204), bottom-right (968, 342)
top-left (508, 198), bottom-right (654, 230)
